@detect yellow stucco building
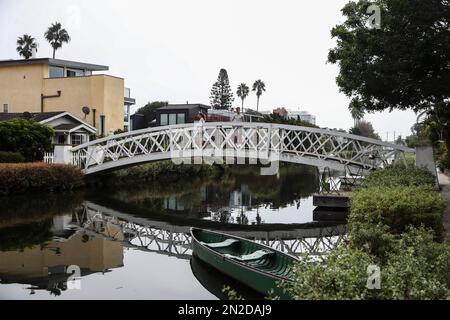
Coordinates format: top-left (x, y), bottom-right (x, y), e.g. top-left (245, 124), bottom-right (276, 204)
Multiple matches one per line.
top-left (0, 58), bottom-right (135, 135)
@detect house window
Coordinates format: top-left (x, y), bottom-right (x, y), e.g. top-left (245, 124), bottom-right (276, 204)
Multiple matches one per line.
top-left (100, 115), bottom-right (106, 136)
top-left (49, 66), bottom-right (64, 78)
top-left (160, 114), bottom-right (168, 126)
top-left (177, 113), bottom-right (185, 124)
top-left (71, 134), bottom-right (83, 145)
top-left (66, 68), bottom-right (84, 77)
top-left (124, 104), bottom-right (130, 122)
top-left (169, 114), bottom-right (177, 125)
top-left (2, 104), bottom-right (8, 113)
top-left (58, 135), bottom-right (66, 144)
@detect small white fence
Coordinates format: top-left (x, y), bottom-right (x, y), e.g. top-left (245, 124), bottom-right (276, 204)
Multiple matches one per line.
top-left (44, 152), bottom-right (54, 164)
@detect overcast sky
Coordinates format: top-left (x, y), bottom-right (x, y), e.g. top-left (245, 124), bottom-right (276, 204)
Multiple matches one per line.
top-left (0, 0), bottom-right (417, 140)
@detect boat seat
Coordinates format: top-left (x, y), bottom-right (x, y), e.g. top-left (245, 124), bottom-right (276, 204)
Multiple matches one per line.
top-left (201, 238), bottom-right (239, 248)
top-left (224, 249), bottom-right (274, 262)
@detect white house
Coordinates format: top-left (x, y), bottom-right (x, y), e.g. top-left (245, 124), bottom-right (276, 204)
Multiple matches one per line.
top-left (0, 111), bottom-right (96, 145)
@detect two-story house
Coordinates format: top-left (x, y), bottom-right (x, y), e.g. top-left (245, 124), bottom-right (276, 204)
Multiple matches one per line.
top-left (0, 58), bottom-right (135, 135)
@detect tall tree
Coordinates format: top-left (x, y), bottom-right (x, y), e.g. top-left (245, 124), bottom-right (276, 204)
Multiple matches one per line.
top-left (349, 120), bottom-right (381, 140)
top-left (16, 34), bottom-right (38, 59)
top-left (44, 22), bottom-right (71, 58)
top-left (236, 83), bottom-right (249, 113)
top-left (252, 80), bottom-right (266, 112)
top-left (328, 0), bottom-right (450, 149)
top-left (210, 69), bottom-right (234, 110)
top-left (350, 104), bottom-right (365, 127)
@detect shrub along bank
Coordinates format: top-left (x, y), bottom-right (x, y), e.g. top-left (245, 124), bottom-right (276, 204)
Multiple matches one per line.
top-left (282, 166), bottom-right (450, 300)
top-left (0, 151), bottom-right (25, 163)
top-left (88, 161), bottom-right (226, 188)
top-left (0, 163), bottom-right (85, 196)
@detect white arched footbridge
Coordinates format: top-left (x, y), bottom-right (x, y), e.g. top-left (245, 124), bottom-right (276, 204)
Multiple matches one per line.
top-left (70, 122), bottom-right (414, 175)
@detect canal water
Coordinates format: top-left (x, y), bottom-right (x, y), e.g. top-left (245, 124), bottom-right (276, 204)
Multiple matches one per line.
top-left (0, 164), bottom-right (346, 299)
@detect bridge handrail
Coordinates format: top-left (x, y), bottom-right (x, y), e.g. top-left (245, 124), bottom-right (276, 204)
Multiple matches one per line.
top-left (70, 122), bottom-right (415, 153)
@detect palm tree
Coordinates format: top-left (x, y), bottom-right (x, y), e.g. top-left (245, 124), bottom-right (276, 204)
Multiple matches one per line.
top-left (350, 105), bottom-right (365, 126)
top-left (16, 34), bottom-right (38, 59)
top-left (252, 80), bottom-right (266, 112)
top-left (236, 83), bottom-right (249, 113)
top-left (44, 22), bottom-right (71, 58)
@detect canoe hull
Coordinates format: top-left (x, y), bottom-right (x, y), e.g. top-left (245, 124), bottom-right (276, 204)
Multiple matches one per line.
top-left (191, 230), bottom-right (293, 299)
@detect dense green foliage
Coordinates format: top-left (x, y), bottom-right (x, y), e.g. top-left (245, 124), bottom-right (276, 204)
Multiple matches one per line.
top-left (350, 185), bottom-right (445, 237)
top-left (328, 0), bottom-right (450, 114)
top-left (284, 227), bottom-right (450, 300)
top-left (361, 166), bottom-right (436, 188)
top-left (328, 0), bottom-right (450, 168)
top-left (0, 163), bottom-right (85, 195)
top-left (282, 166), bottom-right (449, 299)
top-left (210, 69), bottom-right (234, 110)
top-left (0, 151), bottom-right (25, 163)
top-left (0, 119), bottom-right (54, 161)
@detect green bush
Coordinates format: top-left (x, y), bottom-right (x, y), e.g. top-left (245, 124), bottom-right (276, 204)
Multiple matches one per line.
top-left (283, 227), bottom-right (450, 300)
top-left (283, 246), bottom-right (378, 300)
top-left (0, 151), bottom-right (25, 163)
top-left (0, 163), bottom-right (85, 195)
top-left (350, 185), bottom-right (446, 238)
top-left (361, 166), bottom-right (436, 188)
top-left (0, 119), bottom-right (54, 161)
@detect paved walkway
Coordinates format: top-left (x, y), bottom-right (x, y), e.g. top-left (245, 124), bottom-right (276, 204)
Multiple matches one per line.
top-left (438, 172), bottom-right (450, 244)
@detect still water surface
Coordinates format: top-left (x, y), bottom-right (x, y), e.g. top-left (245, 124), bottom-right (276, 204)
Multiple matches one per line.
top-left (0, 165), bottom-right (345, 299)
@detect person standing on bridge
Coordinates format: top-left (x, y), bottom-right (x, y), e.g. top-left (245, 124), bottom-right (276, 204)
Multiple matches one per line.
top-left (193, 111), bottom-right (206, 149)
top-left (231, 107), bottom-right (244, 148)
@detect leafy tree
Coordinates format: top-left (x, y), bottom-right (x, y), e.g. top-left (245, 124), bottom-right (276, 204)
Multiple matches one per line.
top-left (328, 0), bottom-right (450, 155)
top-left (44, 22), bottom-right (71, 58)
top-left (137, 101), bottom-right (169, 114)
top-left (349, 120), bottom-right (381, 140)
top-left (210, 69), bottom-right (234, 110)
top-left (252, 80), bottom-right (266, 112)
top-left (236, 83), bottom-right (250, 112)
top-left (350, 105), bottom-right (365, 127)
top-left (16, 34), bottom-right (38, 59)
top-left (0, 119), bottom-right (54, 161)
top-left (136, 101), bottom-right (168, 120)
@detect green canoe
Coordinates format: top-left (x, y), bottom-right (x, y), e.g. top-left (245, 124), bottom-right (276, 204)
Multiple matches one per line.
top-left (190, 228), bottom-right (297, 299)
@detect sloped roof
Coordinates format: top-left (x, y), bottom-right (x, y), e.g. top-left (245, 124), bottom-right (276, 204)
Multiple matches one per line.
top-left (0, 111), bottom-right (65, 122)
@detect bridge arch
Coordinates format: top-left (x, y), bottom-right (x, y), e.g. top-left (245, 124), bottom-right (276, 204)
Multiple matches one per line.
top-left (70, 122), bottom-right (413, 175)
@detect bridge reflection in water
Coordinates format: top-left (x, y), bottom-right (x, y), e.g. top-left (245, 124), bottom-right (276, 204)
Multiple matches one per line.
top-left (79, 201), bottom-right (347, 259)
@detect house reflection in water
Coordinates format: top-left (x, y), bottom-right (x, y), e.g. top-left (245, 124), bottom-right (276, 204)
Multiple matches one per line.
top-left (0, 214), bottom-right (124, 296)
top-left (163, 184), bottom-right (253, 214)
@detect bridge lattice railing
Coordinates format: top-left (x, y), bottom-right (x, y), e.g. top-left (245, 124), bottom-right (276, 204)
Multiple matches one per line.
top-left (70, 122), bottom-right (414, 174)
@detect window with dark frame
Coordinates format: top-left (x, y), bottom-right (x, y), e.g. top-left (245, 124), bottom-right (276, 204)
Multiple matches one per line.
top-left (100, 115), bottom-right (106, 136)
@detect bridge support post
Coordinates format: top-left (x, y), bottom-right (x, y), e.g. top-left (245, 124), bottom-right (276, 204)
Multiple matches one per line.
top-left (54, 145), bottom-right (73, 164)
